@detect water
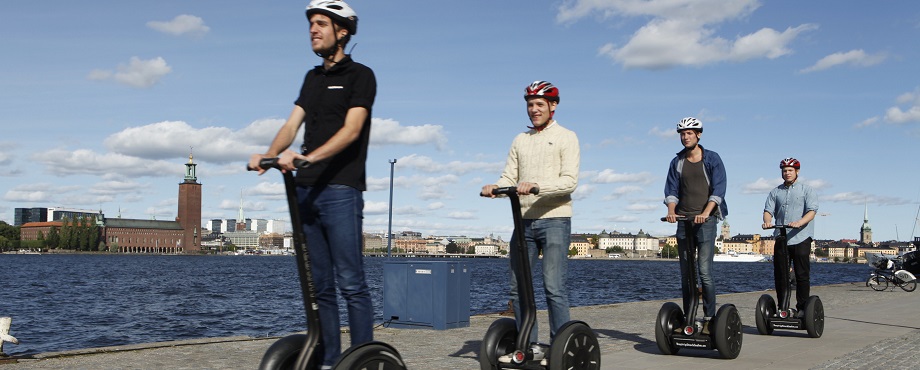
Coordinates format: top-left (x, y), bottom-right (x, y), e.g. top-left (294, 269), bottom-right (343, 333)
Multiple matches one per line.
top-left (0, 254), bottom-right (868, 356)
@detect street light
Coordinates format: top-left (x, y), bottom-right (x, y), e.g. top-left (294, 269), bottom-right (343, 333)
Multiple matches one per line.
top-left (387, 159), bottom-right (396, 258)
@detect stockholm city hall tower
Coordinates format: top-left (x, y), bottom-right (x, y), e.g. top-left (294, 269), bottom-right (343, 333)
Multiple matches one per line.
top-left (177, 152), bottom-right (201, 252)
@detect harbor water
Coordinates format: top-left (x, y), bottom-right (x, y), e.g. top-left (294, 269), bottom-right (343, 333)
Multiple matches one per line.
top-left (0, 254), bottom-right (867, 356)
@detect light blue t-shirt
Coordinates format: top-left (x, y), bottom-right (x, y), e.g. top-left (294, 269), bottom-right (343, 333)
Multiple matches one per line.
top-left (764, 181), bottom-right (818, 245)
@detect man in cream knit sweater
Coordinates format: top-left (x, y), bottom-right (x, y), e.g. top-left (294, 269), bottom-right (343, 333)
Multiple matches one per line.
top-left (481, 80), bottom-right (580, 342)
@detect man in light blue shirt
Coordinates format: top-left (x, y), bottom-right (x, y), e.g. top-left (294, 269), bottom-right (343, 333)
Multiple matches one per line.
top-left (763, 157), bottom-right (818, 317)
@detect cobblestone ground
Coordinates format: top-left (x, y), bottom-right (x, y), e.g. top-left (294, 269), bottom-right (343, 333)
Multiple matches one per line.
top-left (811, 330), bottom-right (920, 370)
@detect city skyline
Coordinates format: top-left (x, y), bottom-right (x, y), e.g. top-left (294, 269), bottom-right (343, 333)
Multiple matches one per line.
top-left (1, 1), bottom-right (919, 244)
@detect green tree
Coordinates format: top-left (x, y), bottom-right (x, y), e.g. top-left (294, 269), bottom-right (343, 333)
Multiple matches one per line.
top-left (568, 247), bottom-right (578, 257)
top-left (60, 216), bottom-right (73, 249)
top-left (47, 226), bottom-right (60, 249)
top-left (660, 244), bottom-right (678, 259)
top-left (445, 241), bottom-right (460, 254)
top-left (465, 245), bottom-right (476, 254)
top-left (605, 246), bottom-right (625, 253)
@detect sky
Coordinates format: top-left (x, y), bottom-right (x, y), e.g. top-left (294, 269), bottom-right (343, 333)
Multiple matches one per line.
top-left (2, 0), bottom-right (919, 243)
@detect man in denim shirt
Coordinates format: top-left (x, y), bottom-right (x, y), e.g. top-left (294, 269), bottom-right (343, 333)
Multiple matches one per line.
top-left (763, 157), bottom-right (818, 318)
top-left (664, 117), bottom-right (728, 333)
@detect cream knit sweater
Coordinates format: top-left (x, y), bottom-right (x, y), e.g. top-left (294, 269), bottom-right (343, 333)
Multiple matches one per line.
top-left (495, 121), bottom-right (580, 219)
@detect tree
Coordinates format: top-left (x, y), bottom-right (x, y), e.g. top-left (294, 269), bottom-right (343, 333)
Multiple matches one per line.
top-left (660, 244), bottom-right (678, 259)
top-left (47, 226), bottom-right (60, 249)
top-left (605, 246), bottom-right (624, 253)
top-left (568, 247), bottom-right (577, 257)
top-left (445, 241), bottom-right (460, 254)
top-left (465, 245), bottom-right (475, 254)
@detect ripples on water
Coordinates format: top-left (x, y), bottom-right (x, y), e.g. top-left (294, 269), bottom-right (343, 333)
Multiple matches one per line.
top-left (0, 254), bottom-right (867, 355)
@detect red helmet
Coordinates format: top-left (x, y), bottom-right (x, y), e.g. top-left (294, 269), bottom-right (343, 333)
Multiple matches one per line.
top-left (524, 81), bottom-right (560, 103)
top-left (780, 158), bottom-right (800, 169)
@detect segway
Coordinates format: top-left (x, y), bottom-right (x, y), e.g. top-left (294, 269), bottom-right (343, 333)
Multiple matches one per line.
top-left (249, 158), bottom-right (406, 370)
top-left (755, 224), bottom-right (824, 338)
top-left (479, 187), bottom-right (601, 370)
top-left (655, 216), bottom-right (742, 359)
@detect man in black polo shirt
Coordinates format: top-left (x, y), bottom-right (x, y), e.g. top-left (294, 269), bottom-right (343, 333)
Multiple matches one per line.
top-left (248, 1), bottom-right (375, 368)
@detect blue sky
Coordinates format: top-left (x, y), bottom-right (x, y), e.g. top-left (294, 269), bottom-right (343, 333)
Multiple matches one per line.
top-left (2, 0), bottom-right (919, 243)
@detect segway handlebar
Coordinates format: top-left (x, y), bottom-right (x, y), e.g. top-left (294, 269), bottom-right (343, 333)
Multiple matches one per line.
top-left (659, 215), bottom-right (711, 222)
top-left (488, 186), bottom-right (539, 196)
top-left (762, 224), bottom-right (798, 230)
top-left (246, 158), bottom-right (310, 171)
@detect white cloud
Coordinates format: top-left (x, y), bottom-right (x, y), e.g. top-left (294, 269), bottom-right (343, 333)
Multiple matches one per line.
top-left (741, 177), bottom-right (779, 194)
top-left (648, 126), bottom-right (674, 139)
top-left (147, 15), bottom-right (210, 37)
top-left (603, 185), bottom-right (644, 200)
top-left (863, 88), bottom-right (920, 126)
top-left (572, 183), bottom-right (595, 200)
top-left (370, 118), bottom-right (448, 150)
top-left (88, 56), bottom-right (172, 88)
top-left (587, 168), bottom-right (656, 184)
top-left (4, 183), bottom-right (54, 202)
top-left (822, 192), bottom-right (909, 206)
top-left (625, 203), bottom-right (657, 212)
top-left (32, 149), bottom-right (180, 177)
top-left (799, 49), bottom-right (887, 73)
top-left (447, 211), bottom-right (476, 220)
top-left (104, 120), bottom-right (275, 164)
top-left (395, 154), bottom-right (503, 175)
top-left (364, 201), bottom-right (390, 215)
top-left (560, 0), bottom-right (815, 69)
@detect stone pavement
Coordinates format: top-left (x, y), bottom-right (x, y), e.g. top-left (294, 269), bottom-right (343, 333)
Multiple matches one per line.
top-left (2, 282), bottom-right (918, 369)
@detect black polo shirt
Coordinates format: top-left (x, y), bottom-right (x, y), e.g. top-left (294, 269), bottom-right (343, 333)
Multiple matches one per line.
top-left (294, 56), bottom-right (376, 191)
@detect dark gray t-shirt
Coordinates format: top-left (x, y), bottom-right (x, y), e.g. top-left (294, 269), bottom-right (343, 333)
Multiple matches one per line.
top-left (677, 159), bottom-right (708, 215)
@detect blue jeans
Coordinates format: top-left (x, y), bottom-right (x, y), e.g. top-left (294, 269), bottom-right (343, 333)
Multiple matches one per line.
top-left (509, 217), bottom-right (571, 342)
top-left (296, 184), bottom-right (373, 366)
top-left (676, 217), bottom-right (718, 318)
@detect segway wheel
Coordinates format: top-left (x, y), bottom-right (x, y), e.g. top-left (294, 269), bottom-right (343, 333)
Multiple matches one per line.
top-left (333, 341), bottom-right (406, 370)
top-left (754, 294), bottom-right (776, 335)
top-left (548, 321), bottom-right (600, 370)
top-left (479, 318), bottom-right (518, 370)
top-left (900, 279), bottom-right (917, 292)
top-left (259, 334), bottom-right (317, 370)
top-left (713, 304), bottom-right (743, 359)
top-left (804, 296), bottom-right (824, 338)
top-left (868, 275), bottom-right (888, 291)
top-left (654, 302), bottom-right (683, 355)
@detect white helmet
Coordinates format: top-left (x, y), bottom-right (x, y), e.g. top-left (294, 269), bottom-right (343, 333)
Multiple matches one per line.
top-left (676, 117), bottom-right (703, 132)
top-left (306, 0), bottom-right (358, 35)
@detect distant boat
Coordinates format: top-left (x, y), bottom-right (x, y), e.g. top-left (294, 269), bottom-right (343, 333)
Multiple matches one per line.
top-left (714, 251), bottom-right (765, 262)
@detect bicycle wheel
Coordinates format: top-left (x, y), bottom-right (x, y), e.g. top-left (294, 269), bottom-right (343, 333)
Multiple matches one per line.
top-left (868, 275), bottom-right (888, 291)
top-left (899, 279), bottom-right (917, 292)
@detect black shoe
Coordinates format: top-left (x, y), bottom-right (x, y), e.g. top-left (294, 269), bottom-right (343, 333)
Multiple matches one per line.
top-left (794, 309), bottom-right (805, 319)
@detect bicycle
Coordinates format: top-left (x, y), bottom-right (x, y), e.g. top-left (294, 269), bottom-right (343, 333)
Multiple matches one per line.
top-left (866, 256), bottom-right (917, 292)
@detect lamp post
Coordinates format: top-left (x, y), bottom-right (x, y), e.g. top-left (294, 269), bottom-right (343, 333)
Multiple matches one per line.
top-left (387, 159), bottom-right (397, 258)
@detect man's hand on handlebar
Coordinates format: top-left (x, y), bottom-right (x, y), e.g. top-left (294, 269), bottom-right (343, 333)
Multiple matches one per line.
top-left (480, 184), bottom-right (498, 198)
top-left (516, 182), bottom-right (539, 196)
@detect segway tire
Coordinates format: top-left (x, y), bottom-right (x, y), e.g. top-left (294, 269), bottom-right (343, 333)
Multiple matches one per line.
top-left (548, 321), bottom-right (601, 370)
top-left (713, 304), bottom-right (743, 359)
top-left (804, 296), bottom-right (824, 338)
top-left (259, 334), bottom-right (315, 370)
top-left (868, 275), bottom-right (888, 291)
top-left (479, 318), bottom-right (518, 370)
top-left (333, 341), bottom-right (406, 370)
top-left (654, 302), bottom-right (683, 355)
top-left (754, 294), bottom-right (776, 335)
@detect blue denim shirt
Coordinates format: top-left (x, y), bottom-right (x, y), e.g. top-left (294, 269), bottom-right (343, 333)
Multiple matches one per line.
top-left (764, 181), bottom-right (818, 245)
top-left (663, 145), bottom-right (728, 220)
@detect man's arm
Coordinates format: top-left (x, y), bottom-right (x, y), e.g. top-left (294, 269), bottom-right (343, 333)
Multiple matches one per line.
top-left (302, 106), bottom-right (368, 163)
top-left (248, 105), bottom-right (306, 174)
